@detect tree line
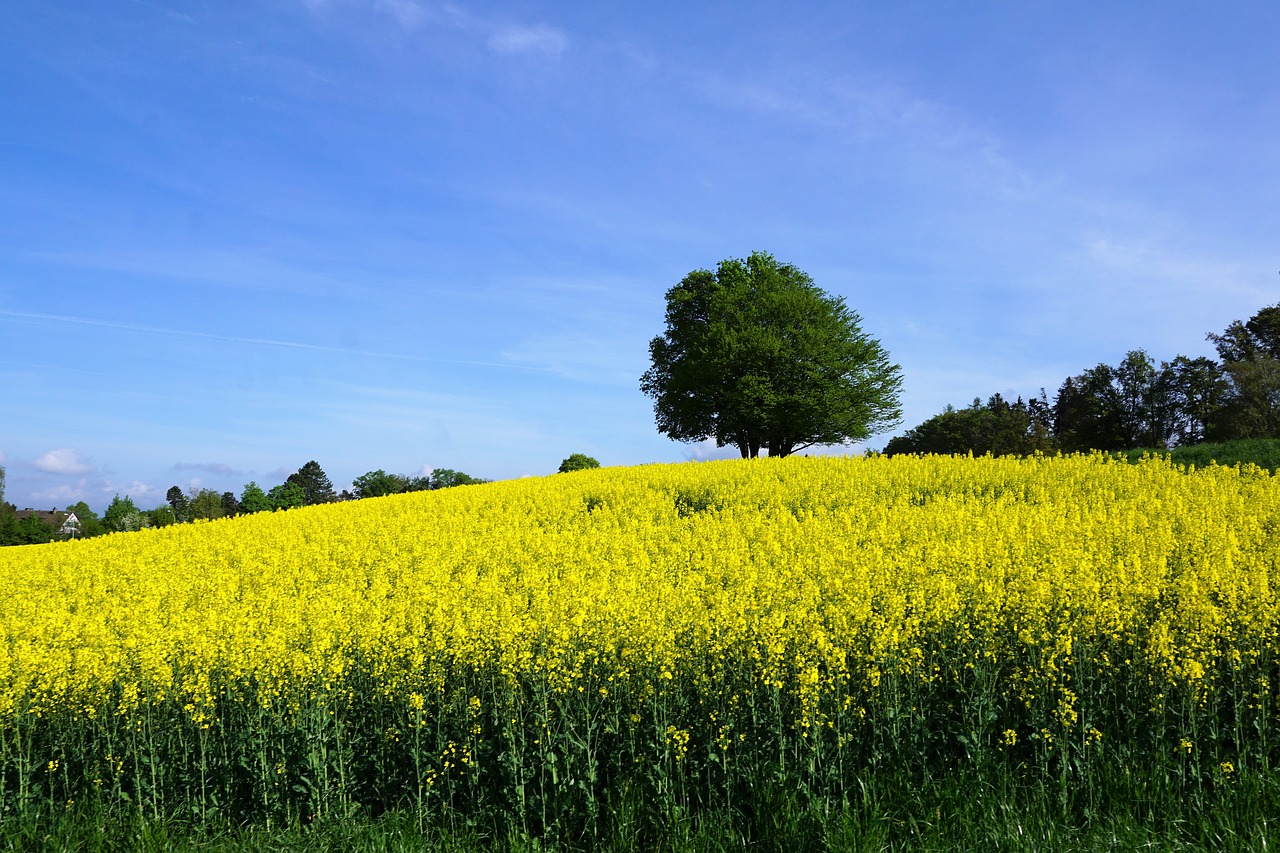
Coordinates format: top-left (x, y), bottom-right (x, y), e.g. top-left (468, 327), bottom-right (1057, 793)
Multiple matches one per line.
top-left (885, 303), bottom-right (1280, 457)
top-left (0, 454), bottom-right (601, 546)
top-left (0, 460), bottom-right (488, 545)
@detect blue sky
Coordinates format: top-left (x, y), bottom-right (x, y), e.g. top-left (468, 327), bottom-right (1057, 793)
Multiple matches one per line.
top-left (2, 1), bottom-right (1277, 512)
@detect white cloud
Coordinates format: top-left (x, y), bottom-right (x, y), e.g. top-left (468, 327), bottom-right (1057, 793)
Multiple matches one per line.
top-left (30, 482), bottom-right (87, 506)
top-left (33, 448), bottom-right (95, 475)
top-left (487, 24), bottom-right (567, 56)
top-left (108, 481), bottom-right (165, 506)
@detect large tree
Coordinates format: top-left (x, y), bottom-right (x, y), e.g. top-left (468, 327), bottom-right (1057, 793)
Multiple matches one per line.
top-left (240, 482), bottom-right (272, 514)
top-left (640, 252), bottom-right (903, 458)
top-left (1162, 355), bottom-right (1230, 445)
top-left (103, 495), bottom-right (145, 533)
top-left (268, 481), bottom-right (306, 510)
top-left (287, 461), bottom-right (337, 506)
top-left (187, 488), bottom-right (225, 521)
top-left (1207, 304), bottom-right (1280, 439)
top-left (1053, 350), bottom-right (1172, 452)
top-left (351, 469), bottom-right (409, 499)
top-left (558, 453), bottom-right (601, 473)
top-left (166, 485), bottom-right (190, 523)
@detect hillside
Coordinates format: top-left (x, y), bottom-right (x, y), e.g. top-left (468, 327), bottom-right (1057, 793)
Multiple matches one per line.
top-left (2, 454), bottom-right (1279, 849)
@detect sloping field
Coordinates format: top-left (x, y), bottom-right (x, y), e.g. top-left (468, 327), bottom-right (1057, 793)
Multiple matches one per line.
top-left (2, 454), bottom-right (1278, 841)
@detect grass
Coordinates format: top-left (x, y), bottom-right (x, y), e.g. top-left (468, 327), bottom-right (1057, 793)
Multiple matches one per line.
top-left (1122, 438), bottom-right (1280, 472)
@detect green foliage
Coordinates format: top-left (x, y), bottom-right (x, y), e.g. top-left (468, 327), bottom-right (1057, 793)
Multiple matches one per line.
top-left (239, 482), bottom-right (272, 514)
top-left (0, 506), bottom-right (15, 546)
top-left (3, 650), bottom-right (1278, 850)
top-left (884, 393), bottom-right (1053, 457)
top-left (287, 461), bottom-right (337, 506)
top-left (6, 767), bottom-right (1279, 851)
top-left (188, 488), bottom-right (226, 521)
top-left (641, 251), bottom-right (903, 458)
top-left (351, 469), bottom-right (410, 499)
top-left (166, 486), bottom-right (190, 523)
top-left (349, 469), bottom-right (477, 498)
top-left (428, 468), bottom-right (484, 489)
top-left (0, 513), bottom-right (56, 545)
top-left (147, 506), bottom-right (177, 528)
top-left (64, 501), bottom-right (106, 538)
top-left (558, 453), bottom-right (601, 473)
top-left (1219, 357), bottom-right (1280, 440)
top-left (1164, 355), bottom-right (1232, 445)
top-left (267, 481), bottom-right (306, 510)
top-left (895, 304), bottom-right (1280, 457)
top-left (221, 491), bottom-right (240, 517)
top-left (102, 495), bottom-right (145, 533)
top-left (1208, 303), bottom-right (1280, 363)
top-left (1203, 304), bottom-right (1280, 440)
top-left (1122, 438), bottom-right (1280, 472)
top-left (1053, 349), bottom-right (1172, 452)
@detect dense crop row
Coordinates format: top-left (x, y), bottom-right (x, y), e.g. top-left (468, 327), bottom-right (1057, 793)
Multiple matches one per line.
top-left (1, 454), bottom-right (1278, 841)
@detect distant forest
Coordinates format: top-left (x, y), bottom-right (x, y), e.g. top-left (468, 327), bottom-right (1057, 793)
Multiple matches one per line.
top-left (885, 303), bottom-right (1280, 459)
top-left (0, 460), bottom-right (489, 547)
top-left (0, 456), bottom-right (601, 547)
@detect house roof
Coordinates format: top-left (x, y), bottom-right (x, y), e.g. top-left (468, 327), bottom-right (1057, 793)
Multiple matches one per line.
top-left (13, 508), bottom-right (79, 529)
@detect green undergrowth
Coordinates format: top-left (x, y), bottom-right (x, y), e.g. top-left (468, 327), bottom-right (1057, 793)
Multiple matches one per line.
top-left (5, 764), bottom-right (1277, 852)
top-left (1122, 438), bottom-right (1280, 472)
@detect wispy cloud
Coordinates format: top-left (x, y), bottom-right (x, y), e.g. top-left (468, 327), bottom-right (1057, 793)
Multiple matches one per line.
top-left (0, 311), bottom-right (555, 373)
top-left (30, 482), bottom-right (87, 505)
top-left (298, 0), bottom-right (567, 57)
top-left (33, 448), bottom-right (95, 476)
top-left (501, 333), bottom-right (647, 385)
top-left (487, 24), bottom-right (567, 56)
top-left (173, 462), bottom-right (244, 477)
top-left (29, 475), bottom-right (162, 508)
top-left (374, 0), bottom-right (430, 30)
top-left (103, 480), bottom-right (165, 506)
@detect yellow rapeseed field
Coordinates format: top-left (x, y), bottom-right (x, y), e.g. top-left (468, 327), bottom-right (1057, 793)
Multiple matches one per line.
top-left (1, 453), bottom-right (1277, 824)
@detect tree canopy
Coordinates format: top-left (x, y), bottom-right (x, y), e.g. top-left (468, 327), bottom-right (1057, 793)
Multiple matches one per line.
top-left (268, 482), bottom-right (307, 511)
top-left (188, 488), bottom-right (225, 521)
top-left (240, 482), bottom-right (272, 514)
top-left (558, 454), bottom-right (600, 473)
top-left (287, 461), bottom-right (337, 506)
top-left (102, 495), bottom-right (144, 533)
top-left (351, 469), bottom-right (410, 500)
top-left (428, 469), bottom-right (484, 489)
top-left (887, 303), bottom-right (1280, 457)
top-left (166, 486), bottom-right (190, 523)
top-left (884, 394), bottom-right (1053, 457)
top-left (640, 252), bottom-right (903, 458)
